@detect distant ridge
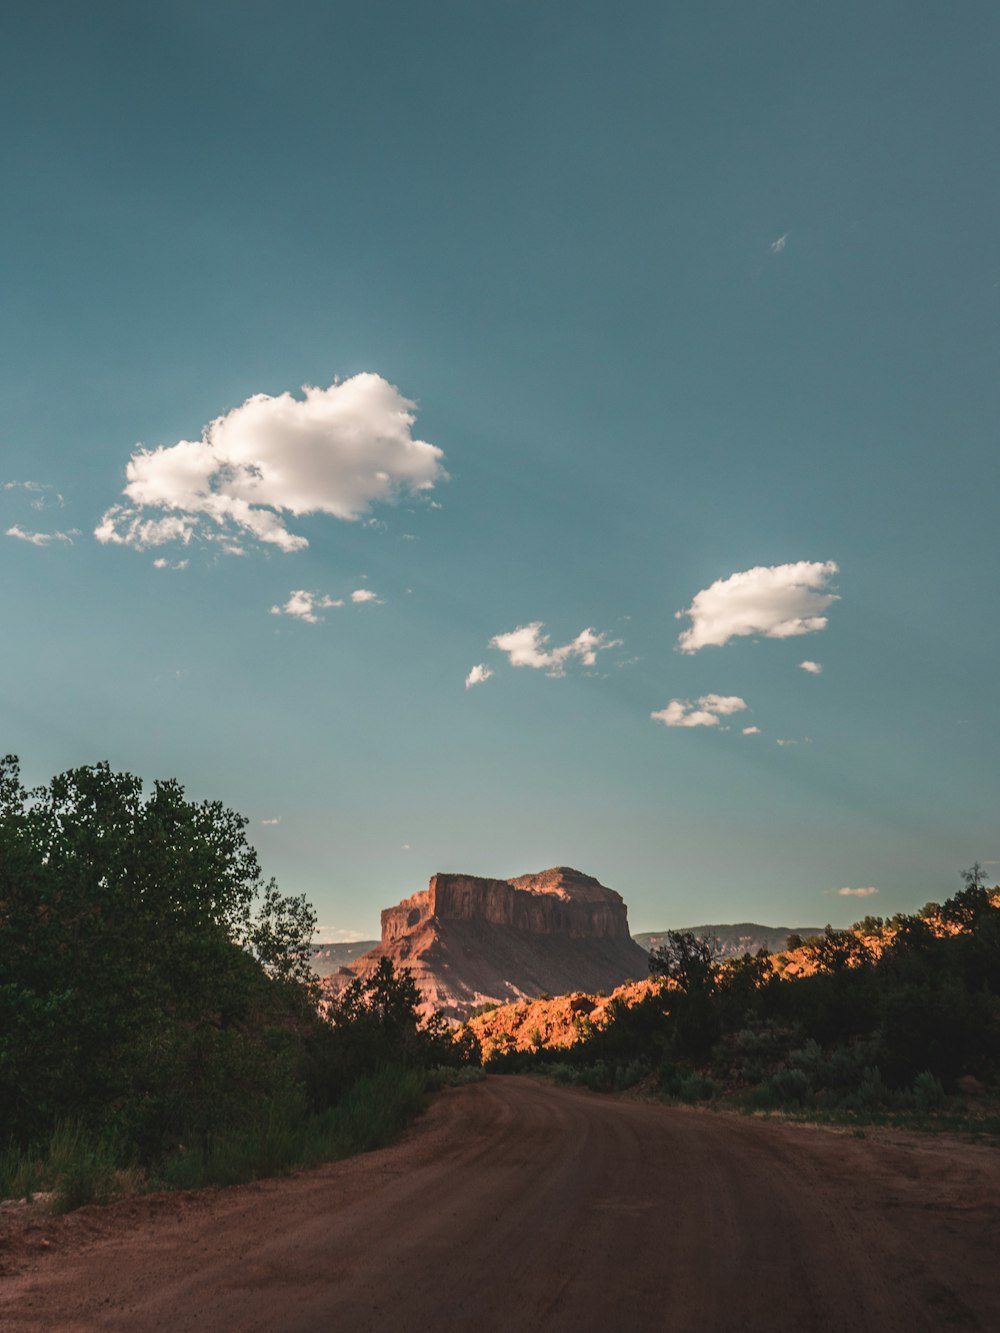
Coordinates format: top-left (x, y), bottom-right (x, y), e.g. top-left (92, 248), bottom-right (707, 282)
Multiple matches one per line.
top-left (634, 923), bottom-right (822, 958)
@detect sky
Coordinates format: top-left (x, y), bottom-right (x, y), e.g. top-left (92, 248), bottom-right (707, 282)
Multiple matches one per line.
top-left (2, 0), bottom-right (998, 939)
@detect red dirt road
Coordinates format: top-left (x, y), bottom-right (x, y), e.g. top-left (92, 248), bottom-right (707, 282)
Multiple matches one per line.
top-left (3, 1076), bottom-right (999, 1331)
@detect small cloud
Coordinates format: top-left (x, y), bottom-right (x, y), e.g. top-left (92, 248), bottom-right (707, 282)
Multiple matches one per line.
top-left (489, 622), bottom-right (622, 677)
top-left (776, 738), bottom-right (797, 747)
top-left (465, 663), bottom-right (494, 689)
top-left (676, 561), bottom-right (839, 653)
top-left (6, 525), bottom-right (77, 546)
top-left (836, 886), bottom-right (879, 898)
top-left (152, 557), bottom-right (188, 570)
top-left (742, 725), bottom-right (761, 736)
top-left (94, 373), bottom-right (446, 555)
top-left (351, 588), bottom-right (380, 604)
top-left (270, 590), bottom-right (344, 623)
top-left (261, 816), bottom-right (282, 826)
top-left (799, 660), bottom-right (823, 674)
top-left (770, 233), bottom-right (789, 254)
top-left (651, 695), bottom-right (748, 729)
top-left (313, 926), bottom-right (370, 944)
top-left (402, 843), bottom-right (411, 850)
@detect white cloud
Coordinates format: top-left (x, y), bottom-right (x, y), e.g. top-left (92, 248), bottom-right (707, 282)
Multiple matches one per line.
top-left (351, 588), bottom-right (380, 604)
top-left (489, 622), bottom-right (621, 677)
top-left (270, 590), bottom-right (344, 623)
top-left (313, 926), bottom-right (370, 945)
top-left (676, 561), bottom-right (839, 653)
top-left (771, 233), bottom-right (789, 253)
top-left (836, 886), bottom-right (879, 898)
top-left (651, 695), bottom-right (748, 729)
top-left (95, 373), bottom-right (446, 554)
top-left (6, 525), bottom-right (76, 546)
top-left (152, 557), bottom-right (188, 570)
top-left (776, 738), bottom-right (797, 747)
top-left (799, 660), bottom-right (823, 674)
top-left (742, 725), bottom-right (761, 735)
top-left (261, 816), bottom-right (282, 826)
top-left (465, 663), bottom-right (494, 689)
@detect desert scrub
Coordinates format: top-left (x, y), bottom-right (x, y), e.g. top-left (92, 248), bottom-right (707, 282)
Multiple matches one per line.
top-left (160, 1064), bottom-right (430, 1191)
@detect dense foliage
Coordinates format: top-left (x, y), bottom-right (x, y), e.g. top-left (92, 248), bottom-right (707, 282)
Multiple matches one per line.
top-left (0, 757), bottom-right (470, 1199)
top-left (488, 871), bottom-right (1000, 1123)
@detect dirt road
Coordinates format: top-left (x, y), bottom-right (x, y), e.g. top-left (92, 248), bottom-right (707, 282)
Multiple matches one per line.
top-left (3, 1076), bottom-right (999, 1331)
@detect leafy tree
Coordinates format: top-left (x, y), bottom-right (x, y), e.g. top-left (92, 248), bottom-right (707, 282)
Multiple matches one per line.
top-left (648, 930), bottom-right (720, 994)
top-left (0, 756), bottom-right (317, 1148)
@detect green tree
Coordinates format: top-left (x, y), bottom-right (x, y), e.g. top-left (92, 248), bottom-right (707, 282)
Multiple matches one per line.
top-left (0, 756), bottom-right (317, 1148)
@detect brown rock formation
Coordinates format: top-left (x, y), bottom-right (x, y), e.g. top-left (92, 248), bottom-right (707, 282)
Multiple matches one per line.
top-left (322, 867), bottom-right (650, 1023)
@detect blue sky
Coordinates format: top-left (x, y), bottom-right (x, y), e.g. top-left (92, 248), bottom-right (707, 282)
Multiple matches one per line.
top-left (2, 1), bottom-right (997, 938)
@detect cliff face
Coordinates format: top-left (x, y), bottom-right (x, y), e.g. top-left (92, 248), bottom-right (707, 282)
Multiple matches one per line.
top-left (325, 867), bottom-right (649, 1023)
top-left (381, 867), bottom-right (633, 945)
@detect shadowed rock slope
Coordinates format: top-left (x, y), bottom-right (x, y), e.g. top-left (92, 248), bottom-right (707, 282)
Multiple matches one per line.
top-left (321, 867), bottom-right (650, 1023)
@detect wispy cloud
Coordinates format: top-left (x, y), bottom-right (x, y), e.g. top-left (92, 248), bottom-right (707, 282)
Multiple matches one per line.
top-left (3, 480), bottom-right (65, 510)
top-left (799, 660), bottom-right (823, 674)
top-left (676, 561), bottom-right (839, 653)
top-left (770, 233), bottom-right (789, 254)
top-left (261, 816), bottom-right (282, 826)
top-left (270, 590), bottom-right (345, 623)
top-left (152, 557), bottom-right (189, 570)
top-left (651, 694), bottom-right (748, 729)
top-left (489, 622), bottom-right (621, 678)
top-left (6, 525), bottom-right (77, 546)
top-left (465, 663), bottom-right (494, 689)
top-left (836, 886), bottom-right (879, 898)
top-left (95, 373), bottom-right (446, 554)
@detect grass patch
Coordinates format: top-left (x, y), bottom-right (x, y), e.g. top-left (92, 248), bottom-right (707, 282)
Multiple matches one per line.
top-left (2, 1063), bottom-right (443, 1208)
top-left (159, 1064), bottom-right (431, 1191)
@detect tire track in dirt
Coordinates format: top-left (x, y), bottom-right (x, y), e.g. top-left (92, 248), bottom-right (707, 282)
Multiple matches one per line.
top-left (2, 1076), bottom-right (999, 1331)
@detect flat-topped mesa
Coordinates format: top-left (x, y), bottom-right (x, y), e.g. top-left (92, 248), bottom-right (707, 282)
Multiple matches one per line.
top-left (380, 867), bottom-right (633, 947)
top-left (331, 865), bottom-right (650, 1024)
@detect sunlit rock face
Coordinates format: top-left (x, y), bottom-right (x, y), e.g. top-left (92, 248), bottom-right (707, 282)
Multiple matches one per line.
top-left (324, 867), bottom-right (650, 1024)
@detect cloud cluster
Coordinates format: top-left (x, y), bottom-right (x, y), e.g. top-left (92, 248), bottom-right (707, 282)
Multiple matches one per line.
top-left (6, 525), bottom-right (77, 547)
top-left (270, 590), bottom-right (344, 623)
top-left (270, 587), bottom-right (381, 623)
top-left (836, 886), bottom-right (879, 898)
top-left (96, 373), bottom-right (446, 554)
top-left (651, 694), bottom-right (748, 729)
top-left (488, 622), bottom-right (620, 678)
top-left (676, 561), bottom-right (839, 653)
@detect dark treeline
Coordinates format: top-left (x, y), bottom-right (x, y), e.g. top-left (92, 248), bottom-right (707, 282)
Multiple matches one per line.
top-left (487, 870), bottom-right (1000, 1123)
top-left (0, 757), bottom-right (475, 1206)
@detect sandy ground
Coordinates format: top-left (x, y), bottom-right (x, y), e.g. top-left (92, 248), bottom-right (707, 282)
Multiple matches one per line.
top-left (2, 1076), bottom-right (999, 1331)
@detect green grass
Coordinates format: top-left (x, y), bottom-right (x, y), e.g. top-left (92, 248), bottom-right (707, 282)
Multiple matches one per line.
top-left (158, 1064), bottom-right (432, 1191)
top-left (1, 1063), bottom-right (452, 1209)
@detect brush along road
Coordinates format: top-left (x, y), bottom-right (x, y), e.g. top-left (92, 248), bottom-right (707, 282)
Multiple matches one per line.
top-left (2, 1076), bottom-right (999, 1331)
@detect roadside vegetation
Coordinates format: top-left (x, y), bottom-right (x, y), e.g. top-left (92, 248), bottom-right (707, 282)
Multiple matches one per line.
top-left (484, 866), bottom-right (1000, 1136)
top-left (0, 756), bottom-right (477, 1212)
